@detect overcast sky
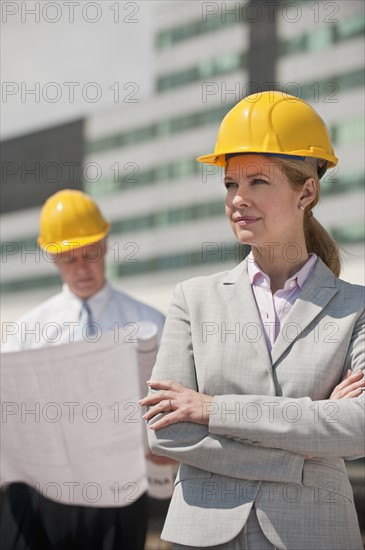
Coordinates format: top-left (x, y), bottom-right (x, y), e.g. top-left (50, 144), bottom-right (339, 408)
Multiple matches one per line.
top-left (1, 1), bottom-right (154, 139)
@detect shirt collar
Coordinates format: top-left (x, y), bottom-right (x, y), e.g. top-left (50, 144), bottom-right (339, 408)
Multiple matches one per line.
top-left (62, 281), bottom-right (113, 319)
top-left (247, 251), bottom-right (317, 290)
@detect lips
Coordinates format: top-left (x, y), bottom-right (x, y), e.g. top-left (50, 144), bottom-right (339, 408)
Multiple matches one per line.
top-left (234, 215), bottom-right (261, 225)
top-left (77, 278), bottom-right (94, 285)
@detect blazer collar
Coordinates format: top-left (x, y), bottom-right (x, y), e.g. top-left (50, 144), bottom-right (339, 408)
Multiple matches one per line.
top-left (221, 259), bottom-right (273, 371)
top-left (220, 257), bottom-right (338, 367)
top-left (270, 258), bottom-right (338, 365)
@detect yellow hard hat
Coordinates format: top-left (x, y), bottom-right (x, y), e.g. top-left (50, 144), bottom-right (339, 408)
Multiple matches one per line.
top-left (197, 91), bottom-right (338, 169)
top-left (38, 189), bottom-right (110, 251)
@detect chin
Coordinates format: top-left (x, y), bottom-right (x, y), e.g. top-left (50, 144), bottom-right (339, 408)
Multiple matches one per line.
top-left (234, 230), bottom-right (255, 245)
top-left (73, 286), bottom-right (96, 299)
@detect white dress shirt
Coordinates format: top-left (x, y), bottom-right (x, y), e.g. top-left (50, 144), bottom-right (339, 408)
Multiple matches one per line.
top-left (3, 281), bottom-right (165, 351)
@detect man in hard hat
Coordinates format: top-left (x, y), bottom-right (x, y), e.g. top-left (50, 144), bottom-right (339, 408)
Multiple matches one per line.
top-left (2, 189), bottom-right (165, 550)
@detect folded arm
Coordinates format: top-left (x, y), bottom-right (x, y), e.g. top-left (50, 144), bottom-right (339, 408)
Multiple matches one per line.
top-left (209, 310), bottom-right (365, 460)
top-left (143, 284), bottom-right (365, 462)
top-left (144, 300), bottom-right (365, 461)
top-left (144, 283), bottom-right (304, 483)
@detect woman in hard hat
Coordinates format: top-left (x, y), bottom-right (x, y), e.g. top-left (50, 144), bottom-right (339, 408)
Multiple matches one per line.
top-left (140, 91), bottom-right (365, 549)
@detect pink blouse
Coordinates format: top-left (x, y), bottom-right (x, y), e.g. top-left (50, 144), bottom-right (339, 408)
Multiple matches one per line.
top-left (247, 252), bottom-right (317, 352)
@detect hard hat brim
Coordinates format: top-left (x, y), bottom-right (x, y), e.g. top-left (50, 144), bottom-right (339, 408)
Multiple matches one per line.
top-left (196, 153), bottom-right (226, 167)
top-left (196, 150), bottom-right (338, 168)
top-left (37, 224), bottom-right (111, 252)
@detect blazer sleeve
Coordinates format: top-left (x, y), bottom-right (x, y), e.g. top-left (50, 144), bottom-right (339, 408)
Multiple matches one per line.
top-left (147, 283), bottom-right (304, 484)
top-left (209, 311), bottom-right (365, 460)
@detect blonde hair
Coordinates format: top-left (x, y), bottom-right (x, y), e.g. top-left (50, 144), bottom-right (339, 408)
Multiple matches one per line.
top-left (265, 156), bottom-right (341, 277)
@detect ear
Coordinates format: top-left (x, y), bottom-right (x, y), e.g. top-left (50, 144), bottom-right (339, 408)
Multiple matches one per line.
top-left (299, 178), bottom-right (316, 208)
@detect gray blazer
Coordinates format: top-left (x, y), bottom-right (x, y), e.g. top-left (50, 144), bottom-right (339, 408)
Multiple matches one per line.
top-left (148, 258), bottom-right (364, 549)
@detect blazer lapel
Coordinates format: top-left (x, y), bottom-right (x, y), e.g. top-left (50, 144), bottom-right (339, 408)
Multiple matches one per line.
top-left (271, 259), bottom-right (338, 366)
top-left (220, 260), bottom-right (273, 372)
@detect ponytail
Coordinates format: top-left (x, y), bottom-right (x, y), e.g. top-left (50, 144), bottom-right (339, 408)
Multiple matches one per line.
top-left (304, 213), bottom-right (341, 277)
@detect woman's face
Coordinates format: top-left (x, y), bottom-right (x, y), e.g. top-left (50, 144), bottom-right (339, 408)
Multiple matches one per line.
top-left (225, 154), bottom-right (307, 248)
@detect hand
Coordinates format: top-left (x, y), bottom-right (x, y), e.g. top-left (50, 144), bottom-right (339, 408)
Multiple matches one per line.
top-left (139, 380), bottom-right (214, 431)
top-left (330, 369), bottom-right (365, 399)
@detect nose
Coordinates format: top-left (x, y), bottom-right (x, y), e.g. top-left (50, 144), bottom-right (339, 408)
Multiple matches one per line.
top-left (75, 254), bottom-right (90, 273)
top-left (232, 187), bottom-right (252, 209)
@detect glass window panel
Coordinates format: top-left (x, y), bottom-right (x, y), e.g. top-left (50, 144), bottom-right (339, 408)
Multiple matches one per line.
top-left (156, 32), bottom-right (172, 49)
top-left (156, 76), bottom-right (170, 91)
top-left (114, 135), bottom-right (125, 148)
top-left (331, 223), bottom-right (365, 244)
top-left (307, 27), bottom-right (332, 51)
top-left (215, 53), bottom-right (241, 73)
top-left (170, 114), bottom-right (198, 133)
top-left (157, 51), bottom-right (244, 93)
top-left (172, 160), bottom-right (194, 178)
top-left (335, 117), bottom-right (365, 145)
top-left (337, 69), bottom-right (365, 91)
top-left (135, 170), bottom-right (149, 185)
top-left (201, 107), bottom-right (223, 124)
top-left (199, 60), bottom-right (216, 78)
top-left (282, 34), bottom-right (307, 55)
top-left (153, 211), bottom-right (169, 227)
top-left (338, 15), bottom-right (365, 39)
top-left (156, 12), bottom-right (243, 49)
top-left (155, 120), bottom-right (171, 137)
top-left (192, 161), bottom-right (201, 174)
top-left (203, 14), bottom-right (222, 31)
top-left (154, 165), bottom-right (170, 182)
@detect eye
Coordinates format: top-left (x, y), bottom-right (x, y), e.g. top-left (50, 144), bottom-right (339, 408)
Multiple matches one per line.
top-left (250, 178), bottom-right (268, 185)
top-left (224, 181), bottom-right (238, 189)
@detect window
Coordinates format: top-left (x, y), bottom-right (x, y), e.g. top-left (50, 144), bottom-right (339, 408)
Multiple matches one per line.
top-left (321, 171), bottom-right (364, 195)
top-left (331, 223), bottom-right (365, 244)
top-left (156, 51), bottom-right (245, 93)
top-left (87, 70), bottom-right (363, 156)
top-left (280, 14), bottom-right (364, 58)
top-left (334, 117), bottom-right (365, 146)
top-left (155, 8), bottom-right (243, 49)
top-left (337, 69), bottom-right (365, 92)
top-left (280, 34), bottom-right (307, 56)
top-left (307, 27), bottom-right (333, 51)
top-left (337, 14), bottom-right (365, 40)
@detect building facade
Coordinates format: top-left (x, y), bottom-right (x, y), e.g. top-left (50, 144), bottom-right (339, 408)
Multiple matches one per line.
top-left (1, 0), bottom-right (364, 322)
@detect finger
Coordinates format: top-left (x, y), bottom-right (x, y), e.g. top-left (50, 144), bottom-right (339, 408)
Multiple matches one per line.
top-left (146, 379), bottom-right (183, 391)
top-left (332, 379), bottom-right (365, 399)
top-left (341, 380), bottom-right (365, 395)
top-left (139, 396), bottom-right (160, 407)
top-left (342, 387), bottom-right (365, 399)
top-left (143, 399), bottom-right (173, 421)
top-left (336, 370), bottom-right (363, 391)
top-left (148, 411), bottom-right (180, 431)
top-left (139, 391), bottom-right (171, 406)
